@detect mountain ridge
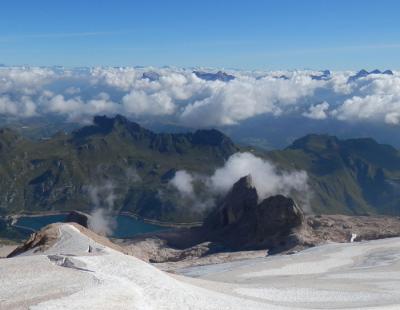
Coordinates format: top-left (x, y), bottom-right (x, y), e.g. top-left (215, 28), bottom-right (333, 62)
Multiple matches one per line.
top-left (0, 116), bottom-right (399, 235)
top-left (269, 133), bottom-right (400, 215)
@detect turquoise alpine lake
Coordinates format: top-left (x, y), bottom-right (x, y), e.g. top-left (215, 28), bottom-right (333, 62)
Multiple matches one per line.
top-left (14, 214), bottom-right (167, 238)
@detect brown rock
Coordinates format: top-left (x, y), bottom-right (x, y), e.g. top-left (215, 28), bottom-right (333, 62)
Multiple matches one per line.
top-left (205, 175), bottom-right (258, 229)
top-left (203, 175), bottom-right (305, 250)
top-left (256, 195), bottom-right (304, 236)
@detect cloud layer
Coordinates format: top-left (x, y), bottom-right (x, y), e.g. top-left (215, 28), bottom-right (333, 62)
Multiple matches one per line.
top-left (0, 66), bottom-right (400, 126)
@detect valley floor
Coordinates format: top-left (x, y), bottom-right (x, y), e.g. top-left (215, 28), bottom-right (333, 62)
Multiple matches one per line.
top-left (1, 224), bottom-right (400, 309)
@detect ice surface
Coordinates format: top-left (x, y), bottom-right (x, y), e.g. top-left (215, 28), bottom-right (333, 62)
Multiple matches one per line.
top-left (1, 224), bottom-right (400, 309)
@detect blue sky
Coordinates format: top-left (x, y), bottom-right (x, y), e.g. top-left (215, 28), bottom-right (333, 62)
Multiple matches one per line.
top-left (1, 0), bottom-right (400, 69)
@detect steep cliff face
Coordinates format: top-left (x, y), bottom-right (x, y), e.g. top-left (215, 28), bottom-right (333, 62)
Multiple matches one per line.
top-left (203, 175), bottom-right (305, 250)
top-left (255, 195), bottom-right (304, 237)
top-left (200, 173), bottom-right (400, 253)
top-left (205, 175), bottom-right (258, 229)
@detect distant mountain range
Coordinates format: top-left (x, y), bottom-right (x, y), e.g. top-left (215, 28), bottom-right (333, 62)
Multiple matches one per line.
top-left (309, 69), bottom-right (393, 82)
top-left (348, 69), bottom-right (393, 82)
top-left (0, 115), bottom-right (399, 223)
top-left (193, 70), bottom-right (235, 82)
top-left (265, 68), bottom-right (394, 83)
top-left (141, 71), bottom-right (160, 81)
top-left (311, 69), bottom-right (331, 80)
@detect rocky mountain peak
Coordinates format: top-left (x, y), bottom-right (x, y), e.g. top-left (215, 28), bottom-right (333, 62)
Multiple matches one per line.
top-left (205, 175), bottom-right (258, 228)
top-left (203, 175), bottom-right (305, 250)
top-left (73, 115), bottom-right (236, 153)
top-left (93, 114), bottom-right (116, 128)
top-left (141, 71), bottom-right (160, 81)
top-left (72, 115), bottom-right (148, 142)
top-left (93, 114), bottom-right (141, 131)
top-left (311, 69), bottom-right (331, 80)
top-left (370, 69), bottom-right (382, 74)
top-left (192, 129), bottom-right (235, 149)
top-left (348, 69), bottom-right (394, 82)
top-left (193, 70), bottom-right (235, 82)
top-left (383, 69), bottom-right (394, 75)
top-left (235, 174), bottom-right (255, 189)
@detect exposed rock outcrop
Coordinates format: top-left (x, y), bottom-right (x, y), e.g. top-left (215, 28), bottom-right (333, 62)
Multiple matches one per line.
top-left (255, 195), bottom-right (304, 237)
top-left (203, 175), bottom-right (305, 251)
top-left (7, 223), bottom-right (126, 258)
top-left (7, 224), bottom-right (60, 257)
top-left (124, 174), bottom-right (400, 263)
top-left (205, 175), bottom-right (258, 229)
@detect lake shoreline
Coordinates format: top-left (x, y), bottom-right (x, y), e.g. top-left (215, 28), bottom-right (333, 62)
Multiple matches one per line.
top-left (119, 211), bottom-right (202, 228)
top-left (4, 210), bottom-right (202, 233)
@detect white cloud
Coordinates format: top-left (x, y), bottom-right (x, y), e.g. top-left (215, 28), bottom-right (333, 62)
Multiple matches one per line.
top-left (180, 75), bottom-right (320, 126)
top-left (168, 153), bottom-right (310, 212)
top-left (385, 112), bottom-right (400, 125)
top-left (209, 152), bottom-right (308, 201)
top-left (0, 66), bottom-right (398, 128)
top-left (333, 94), bottom-right (400, 125)
top-left (88, 208), bottom-right (115, 236)
top-left (0, 67), bottom-right (55, 94)
top-left (89, 67), bottom-right (139, 91)
top-left (122, 90), bottom-right (175, 116)
top-left (0, 96), bottom-right (18, 115)
top-left (0, 95), bottom-right (37, 117)
top-left (41, 92), bottom-right (120, 122)
top-left (86, 181), bottom-right (118, 236)
top-left (332, 75), bottom-right (400, 125)
top-left (303, 101), bottom-right (330, 120)
top-left (169, 170), bottom-right (195, 198)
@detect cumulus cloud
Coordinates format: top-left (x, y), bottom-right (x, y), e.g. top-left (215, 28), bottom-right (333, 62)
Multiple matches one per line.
top-left (169, 152), bottom-right (310, 211)
top-left (0, 66), bottom-right (399, 127)
top-left (331, 75), bottom-right (400, 124)
top-left (169, 170), bottom-right (195, 198)
top-left (169, 170), bottom-right (215, 211)
top-left (85, 181), bottom-right (117, 236)
top-left (42, 92), bottom-right (119, 122)
top-left (385, 112), bottom-right (400, 125)
top-left (122, 90), bottom-right (175, 116)
top-left (90, 67), bottom-right (139, 91)
top-left (0, 95), bottom-right (37, 117)
top-left (0, 67), bottom-right (55, 94)
top-left (303, 101), bottom-right (330, 120)
top-left (180, 75), bottom-right (319, 126)
top-left (209, 152), bottom-right (308, 201)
